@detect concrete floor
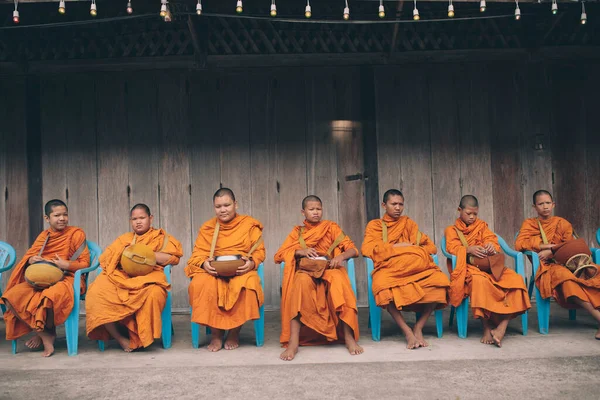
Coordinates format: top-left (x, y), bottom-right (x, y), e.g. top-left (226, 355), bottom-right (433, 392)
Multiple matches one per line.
top-left (1, 304), bottom-right (599, 399)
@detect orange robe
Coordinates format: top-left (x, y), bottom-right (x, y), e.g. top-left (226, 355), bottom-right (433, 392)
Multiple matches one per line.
top-left (515, 217), bottom-right (600, 309)
top-left (85, 228), bottom-right (183, 349)
top-left (1, 226), bottom-right (90, 340)
top-left (362, 215), bottom-right (449, 311)
top-left (446, 219), bottom-right (530, 321)
top-left (185, 215), bottom-right (265, 330)
top-left (274, 220), bottom-right (359, 346)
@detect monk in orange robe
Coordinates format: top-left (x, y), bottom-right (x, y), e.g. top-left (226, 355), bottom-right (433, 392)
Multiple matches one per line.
top-left (446, 195), bottom-right (531, 347)
top-left (515, 190), bottom-right (600, 339)
top-left (362, 189), bottom-right (449, 349)
top-left (1, 199), bottom-right (90, 357)
top-left (186, 188), bottom-right (265, 351)
top-left (86, 204), bottom-right (183, 351)
top-left (275, 195), bottom-right (362, 361)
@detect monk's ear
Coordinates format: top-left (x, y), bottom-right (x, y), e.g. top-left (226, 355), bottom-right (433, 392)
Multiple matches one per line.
top-left (149, 215), bottom-right (154, 225)
top-left (381, 202), bottom-right (386, 208)
top-left (234, 201), bottom-right (239, 210)
top-left (43, 214), bottom-right (50, 224)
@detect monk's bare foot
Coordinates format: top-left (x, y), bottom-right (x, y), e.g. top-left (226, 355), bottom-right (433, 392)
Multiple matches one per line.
top-left (224, 329), bottom-right (240, 350)
top-left (491, 326), bottom-right (507, 348)
top-left (38, 331), bottom-right (55, 357)
top-left (413, 327), bottom-right (429, 348)
top-left (481, 328), bottom-right (495, 345)
top-left (405, 332), bottom-right (421, 350)
top-left (25, 335), bottom-right (42, 349)
top-left (207, 336), bottom-right (223, 352)
top-left (116, 336), bottom-right (133, 352)
top-left (346, 340), bottom-right (364, 355)
top-left (280, 345), bottom-right (298, 361)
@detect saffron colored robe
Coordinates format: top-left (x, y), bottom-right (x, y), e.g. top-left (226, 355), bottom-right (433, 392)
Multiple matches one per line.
top-left (1, 226), bottom-right (90, 340)
top-left (86, 228), bottom-right (183, 349)
top-left (274, 220), bottom-right (359, 346)
top-left (185, 215), bottom-right (265, 330)
top-left (515, 217), bottom-right (600, 309)
top-left (446, 219), bottom-right (530, 321)
top-left (362, 215), bottom-right (449, 311)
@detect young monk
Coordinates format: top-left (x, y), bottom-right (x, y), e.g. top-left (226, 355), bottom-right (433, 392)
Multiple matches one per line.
top-left (515, 190), bottom-right (600, 339)
top-left (446, 195), bottom-right (531, 347)
top-left (86, 204), bottom-right (183, 352)
top-left (275, 195), bottom-right (362, 361)
top-left (185, 188), bottom-right (265, 352)
top-left (362, 189), bottom-right (449, 349)
top-left (1, 199), bottom-right (90, 357)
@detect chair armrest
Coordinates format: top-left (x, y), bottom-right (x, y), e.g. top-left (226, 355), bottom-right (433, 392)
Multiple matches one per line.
top-left (431, 254), bottom-right (439, 266)
top-left (524, 250), bottom-right (541, 277)
top-left (73, 262), bottom-right (101, 302)
top-left (164, 265), bottom-right (172, 284)
top-left (497, 235), bottom-right (520, 259)
top-left (0, 244), bottom-right (17, 273)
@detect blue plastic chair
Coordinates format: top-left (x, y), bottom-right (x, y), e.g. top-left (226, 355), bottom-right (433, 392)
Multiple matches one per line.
top-left (190, 263), bottom-right (265, 348)
top-left (279, 258), bottom-right (357, 296)
top-left (97, 264), bottom-right (174, 351)
top-left (11, 240), bottom-right (102, 356)
top-left (0, 241), bottom-right (18, 315)
top-left (441, 234), bottom-right (528, 339)
top-left (366, 254), bottom-right (444, 341)
top-left (593, 228), bottom-right (600, 264)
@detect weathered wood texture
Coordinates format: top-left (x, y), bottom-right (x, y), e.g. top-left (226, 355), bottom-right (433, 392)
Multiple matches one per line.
top-left (1, 59), bottom-right (599, 310)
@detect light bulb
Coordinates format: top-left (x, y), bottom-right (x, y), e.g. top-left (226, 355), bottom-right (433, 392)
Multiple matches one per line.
top-left (127, 1), bottom-right (133, 14)
top-left (379, 4), bottom-right (385, 18)
top-left (164, 10), bottom-right (172, 22)
top-left (12, 10), bottom-right (19, 24)
top-left (343, 6), bottom-right (350, 20)
top-left (480, 0), bottom-right (486, 13)
top-left (515, 5), bottom-right (521, 20)
top-left (551, 1), bottom-right (558, 15)
top-left (270, 3), bottom-right (277, 16)
top-left (413, 8), bottom-right (420, 21)
top-left (196, 1), bottom-right (202, 15)
top-left (58, 0), bottom-right (66, 14)
top-left (305, 5), bottom-right (312, 18)
top-left (160, 5), bottom-right (167, 17)
top-left (448, 4), bottom-right (455, 18)
top-left (581, 12), bottom-right (587, 24)
top-left (236, 0), bottom-right (243, 13)
top-left (90, 2), bottom-right (97, 17)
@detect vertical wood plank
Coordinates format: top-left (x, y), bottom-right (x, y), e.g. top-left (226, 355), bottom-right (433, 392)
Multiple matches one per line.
top-left (0, 78), bottom-right (7, 247)
top-left (457, 64), bottom-right (495, 229)
top-left (126, 72), bottom-right (161, 218)
top-left (157, 72), bottom-right (192, 310)
top-left (64, 75), bottom-right (99, 244)
top-left (585, 62), bottom-right (600, 246)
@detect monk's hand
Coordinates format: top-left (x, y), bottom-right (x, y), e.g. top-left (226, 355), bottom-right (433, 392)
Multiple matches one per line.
top-left (29, 255), bottom-right (46, 264)
top-left (329, 255), bottom-right (345, 269)
top-left (237, 257), bottom-right (255, 275)
top-left (467, 246), bottom-right (487, 259)
top-left (393, 242), bottom-right (412, 248)
top-left (51, 254), bottom-right (71, 271)
top-left (484, 243), bottom-right (496, 255)
top-left (296, 248), bottom-right (319, 259)
top-left (203, 258), bottom-right (218, 276)
top-left (538, 249), bottom-right (553, 261)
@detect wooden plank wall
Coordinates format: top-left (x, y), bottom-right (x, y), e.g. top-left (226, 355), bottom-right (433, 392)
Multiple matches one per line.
top-left (0, 59), bottom-right (599, 310)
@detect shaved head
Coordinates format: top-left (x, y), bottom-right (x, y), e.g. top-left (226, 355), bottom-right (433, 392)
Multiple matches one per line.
top-left (302, 195), bottom-right (322, 209)
top-left (44, 199), bottom-right (67, 216)
top-left (213, 187), bottom-right (236, 202)
top-left (383, 189), bottom-right (404, 204)
top-left (533, 190), bottom-right (553, 205)
top-left (459, 195), bottom-right (479, 209)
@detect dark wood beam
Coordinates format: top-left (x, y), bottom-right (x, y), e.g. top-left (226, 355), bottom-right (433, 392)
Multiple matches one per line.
top-left (187, 15), bottom-right (207, 68)
top-left (389, 0), bottom-right (404, 56)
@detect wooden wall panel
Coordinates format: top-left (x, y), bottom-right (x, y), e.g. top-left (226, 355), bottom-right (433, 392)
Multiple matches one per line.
top-left (585, 63), bottom-right (600, 247)
top-left (157, 73), bottom-right (193, 310)
top-left (248, 73), bottom-right (280, 309)
top-left (457, 65), bottom-right (495, 229)
top-left (64, 75), bottom-right (99, 244)
top-left (0, 78), bottom-right (7, 248)
top-left (126, 72), bottom-right (161, 219)
top-left (429, 67), bottom-right (462, 268)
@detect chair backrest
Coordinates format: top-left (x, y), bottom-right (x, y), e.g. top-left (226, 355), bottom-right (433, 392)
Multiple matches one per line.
top-left (84, 240), bottom-right (102, 288)
top-left (0, 241), bottom-right (17, 273)
top-left (596, 228), bottom-right (600, 247)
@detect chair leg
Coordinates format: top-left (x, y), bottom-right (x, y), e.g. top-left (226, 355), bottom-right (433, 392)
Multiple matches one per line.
top-left (65, 311), bottom-right (79, 357)
top-left (535, 286), bottom-right (550, 335)
top-left (254, 304), bottom-right (265, 347)
top-left (569, 309), bottom-right (577, 321)
top-left (456, 298), bottom-right (469, 339)
top-left (369, 303), bottom-right (382, 342)
top-left (97, 341), bottom-right (105, 351)
top-left (11, 340), bottom-right (17, 354)
top-left (521, 310), bottom-right (528, 336)
top-left (449, 306), bottom-right (455, 328)
top-left (435, 310), bottom-right (444, 338)
top-left (191, 322), bottom-right (200, 349)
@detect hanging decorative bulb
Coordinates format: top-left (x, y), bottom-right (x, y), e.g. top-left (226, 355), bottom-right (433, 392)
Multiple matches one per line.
top-left (514, 1), bottom-right (521, 20)
top-left (160, 0), bottom-right (167, 17)
top-left (90, 0), bottom-right (97, 17)
top-left (480, 0), bottom-right (486, 13)
top-left (196, 0), bottom-right (202, 15)
top-left (343, 0), bottom-right (350, 20)
top-left (164, 7), bottom-right (172, 22)
top-left (413, 0), bottom-right (420, 21)
top-left (378, 0), bottom-right (385, 18)
top-left (305, 1), bottom-right (312, 18)
top-left (127, 1), bottom-right (133, 14)
top-left (58, 0), bottom-right (66, 14)
top-left (270, 0), bottom-right (277, 16)
top-left (448, 1), bottom-right (455, 18)
top-left (13, 10), bottom-right (19, 24)
top-left (236, 0), bottom-right (243, 14)
top-left (581, 2), bottom-right (587, 24)
top-left (551, 0), bottom-right (558, 15)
